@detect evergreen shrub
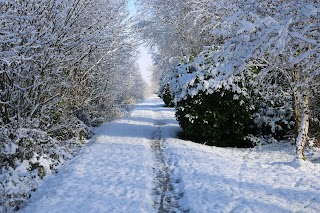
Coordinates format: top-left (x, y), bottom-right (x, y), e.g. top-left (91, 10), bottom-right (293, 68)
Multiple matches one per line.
top-left (176, 89), bottom-right (254, 147)
top-left (159, 83), bottom-right (174, 107)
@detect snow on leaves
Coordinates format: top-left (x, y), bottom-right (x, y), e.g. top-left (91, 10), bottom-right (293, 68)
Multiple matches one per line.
top-left (148, 0), bottom-right (318, 157)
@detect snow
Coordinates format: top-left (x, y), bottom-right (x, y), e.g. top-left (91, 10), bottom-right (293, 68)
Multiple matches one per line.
top-left (19, 99), bottom-right (157, 213)
top-left (165, 140), bottom-right (320, 212)
top-left (19, 95), bottom-right (320, 213)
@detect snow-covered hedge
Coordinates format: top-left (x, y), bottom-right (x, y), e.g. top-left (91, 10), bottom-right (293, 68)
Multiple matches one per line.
top-left (161, 48), bottom-right (295, 146)
top-left (0, 127), bottom-right (76, 212)
top-left (168, 52), bottom-right (256, 147)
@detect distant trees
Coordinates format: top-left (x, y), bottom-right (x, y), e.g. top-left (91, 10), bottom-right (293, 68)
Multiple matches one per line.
top-left (138, 0), bottom-right (319, 158)
top-left (1, 0), bottom-right (145, 210)
top-left (136, 0), bottom-right (213, 76)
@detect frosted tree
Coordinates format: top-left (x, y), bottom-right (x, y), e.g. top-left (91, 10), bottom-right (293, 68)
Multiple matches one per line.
top-left (136, 0), bottom-right (215, 83)
top-left (0, 0), bottom-right (145, 210)
top-left (145, 0), bottom-right (319, 158)
top-left (0, 0), bottom-right (141, 130)
top-left (208, 0), bottom-right (319, 158)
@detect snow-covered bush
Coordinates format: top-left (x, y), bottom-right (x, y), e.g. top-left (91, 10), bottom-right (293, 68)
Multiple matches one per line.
top-left (252, 71), bottom-right (294, 140)
top-left (166, 46), bottom-right (296, 147)
top-left (167, 52), bottom-right (256, 147)
top-left (158, 83), bottom-right (174, 107)
top-left (0, 127), bottom-right (77, 211)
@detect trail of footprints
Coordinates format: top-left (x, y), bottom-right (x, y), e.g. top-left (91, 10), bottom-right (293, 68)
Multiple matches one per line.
top-left (151, 111), bottom-right (188, 213)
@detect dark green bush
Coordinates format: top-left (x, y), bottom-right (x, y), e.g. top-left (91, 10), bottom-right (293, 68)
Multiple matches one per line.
top-left (159, 83), bottom-right (174, 107)
top-left (176, 89), bottom-right (254, 147)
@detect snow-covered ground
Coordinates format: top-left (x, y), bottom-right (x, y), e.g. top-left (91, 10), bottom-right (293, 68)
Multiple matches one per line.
top-left (19, 95), bottom-right (320, 213)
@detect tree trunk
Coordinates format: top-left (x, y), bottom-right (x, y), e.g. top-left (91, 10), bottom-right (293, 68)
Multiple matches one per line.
top-left (1, 68), bottom-right (10, 125)
top-left (296, 89), bottom-right (310, 159)
top-left (293, 90), bottom-right (301, 140)
top-left (293, 69), bottom-right (301, 140)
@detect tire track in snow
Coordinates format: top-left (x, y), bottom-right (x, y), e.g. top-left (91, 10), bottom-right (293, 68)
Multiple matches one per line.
top-left (151, 109), bottom-right (188, 213)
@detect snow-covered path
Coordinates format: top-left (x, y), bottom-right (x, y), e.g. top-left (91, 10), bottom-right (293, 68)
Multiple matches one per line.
top-left (20, 96), bottom-right (164, 213)
top-left (20, 96), bottom-right (320, 213)
top-left (150, 106), bottom-right (188, 212)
